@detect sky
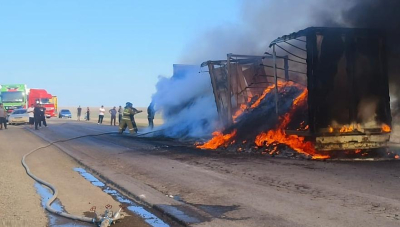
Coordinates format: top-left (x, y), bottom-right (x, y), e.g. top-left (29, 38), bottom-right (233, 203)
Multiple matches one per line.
top-left (0, 0), bottom-right (240, 107)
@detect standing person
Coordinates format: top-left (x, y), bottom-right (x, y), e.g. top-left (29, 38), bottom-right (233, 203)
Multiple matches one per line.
top-left (77, 105), bottom-right (82, 121)
top-left (27, 104), bottom-right (35, 128)
top-left (34, 104), bottom-right (41, 130)
top-left (122, 103), bottom-right (142, 133)
top-left (147, 102), bottom-right (155, 129)
top-left (39, 104), bottom-right (47, 127)
top-left (0, 103), bottom-right (7, 130)
top-left (98, 105), bottom-right (105, 124)
top-left (119, 102), bottom-right (137, 134)
top-left (118, 106), bottom-right (123, 124)
top-left (109, 107), bottom-right (117, 126)
top-left (86, 107), bottom-right (90, 121)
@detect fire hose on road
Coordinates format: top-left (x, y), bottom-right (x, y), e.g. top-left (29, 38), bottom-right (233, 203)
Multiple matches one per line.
top-left (21, 129), bottom-right (164, 226)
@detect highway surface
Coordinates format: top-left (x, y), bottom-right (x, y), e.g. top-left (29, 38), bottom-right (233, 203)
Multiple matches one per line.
top-left (2, 118), bottom-right (400, 227)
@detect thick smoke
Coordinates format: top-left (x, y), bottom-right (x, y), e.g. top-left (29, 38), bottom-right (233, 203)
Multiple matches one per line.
top-left (339, 0), bottom-right (400, 120)
top-left (154, 0), bottom-right (399, 138)
top-left (151, 65), bottom-right (218, 138)
top-left (180, 0), bottom-right (353, 63)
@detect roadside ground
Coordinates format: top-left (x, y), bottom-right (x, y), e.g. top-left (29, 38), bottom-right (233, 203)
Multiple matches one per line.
top-left (0, 124), bottom-right (150, 227)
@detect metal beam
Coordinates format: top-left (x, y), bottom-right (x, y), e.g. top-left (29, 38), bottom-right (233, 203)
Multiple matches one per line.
top-left (273, 45), bottom-right (279, 115)
top-left (226, 53), bottom-right (233, 125)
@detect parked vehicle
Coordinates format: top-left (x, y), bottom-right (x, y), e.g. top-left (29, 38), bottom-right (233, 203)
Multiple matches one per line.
top-left (0, 84), bottom-right (28, 114)
top-left (50, 96), bottom-right (58, 115)
top-left (59, 109), bottom-right (72, 118)
top-left (7, 109), bottom-right (29, 125)
top-left (28, 89), bottom-right (56, 118)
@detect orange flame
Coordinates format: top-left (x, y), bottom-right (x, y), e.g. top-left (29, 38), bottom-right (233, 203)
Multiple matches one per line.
top-left (197, 82), bottom-right (329, 159)
top-left (382, 124), bottom-right (391, 133)
top-left (232, 104), bottom-right (247, 122)
top-left (280, 88), bottom-right (308, 129)
top-left (196, 130), bottom-right (237, 149)
top-left (255, 130), bottom-right (327, 159)
top-left (250, 83), bottom-right (277, 109)
top-left (233, 81), bottom-right (291, 122)
top-left (339, 125), bottom-right (355, 133)
top-left (254, 89), bottom-right (329, 160)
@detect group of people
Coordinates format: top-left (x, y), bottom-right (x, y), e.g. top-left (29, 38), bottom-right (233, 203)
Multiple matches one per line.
top-left (0, 103), bottom-right (47, 130)
top-left (76, 106), bottom-right (90, 121)
top-left (0, 102), bottom-right (156, 133)
top-left (75, 102), bottom-right (156, 134)
top-left (27, 103), bottom-right (48, 130)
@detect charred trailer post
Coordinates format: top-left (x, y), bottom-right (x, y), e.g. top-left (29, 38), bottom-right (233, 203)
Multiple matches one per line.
top-left (205, 27), bottom-right (392, 152)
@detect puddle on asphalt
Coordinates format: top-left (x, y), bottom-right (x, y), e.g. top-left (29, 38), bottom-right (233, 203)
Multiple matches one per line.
top-left (197, 205), bottom-right (239, 218)
top-left (34, 183), bottom-right (92, 227)
top-left (156, 205), bottom-right (200, 223)
top-left (173, 193), bottom-right (240, 220)
top-left (73, 167), bottom-right (169, 227)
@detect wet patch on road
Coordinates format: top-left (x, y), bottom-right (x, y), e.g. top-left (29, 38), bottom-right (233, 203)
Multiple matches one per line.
top-left (156, 205), bottom-right (201, 223)
top-left (74, 167), bottom-right (169, 227)
top-left (34, 183), bottom-right (92, 227)
top-left (172, 194), bottom-right (241, 220)
top-left (196, 204), bottom-right (240, 218)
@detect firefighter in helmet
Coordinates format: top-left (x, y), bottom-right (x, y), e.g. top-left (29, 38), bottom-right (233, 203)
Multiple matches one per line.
top-left (119, 102), bottom-right (142, 134)
top-left (119, 102), bottom-right (136, 134)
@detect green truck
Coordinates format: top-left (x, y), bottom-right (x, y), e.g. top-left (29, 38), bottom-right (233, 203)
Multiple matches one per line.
top-left (0, 84), bottom-right (28, 113)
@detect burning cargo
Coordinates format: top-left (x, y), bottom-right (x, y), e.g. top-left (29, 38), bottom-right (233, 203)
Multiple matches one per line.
top-left (198, 27), bottom-right (392, 158)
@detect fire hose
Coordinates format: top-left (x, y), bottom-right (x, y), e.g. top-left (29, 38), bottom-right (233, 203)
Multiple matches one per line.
top-left (21, 129), bottom-right (165, 225)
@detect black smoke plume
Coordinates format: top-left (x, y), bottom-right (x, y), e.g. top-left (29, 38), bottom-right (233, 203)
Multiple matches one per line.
top-left (340, 0), bottom-right (400, 118)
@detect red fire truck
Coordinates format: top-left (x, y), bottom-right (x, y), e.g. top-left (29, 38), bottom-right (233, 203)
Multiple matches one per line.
top-left (28, 89), bottom-right (56, 118)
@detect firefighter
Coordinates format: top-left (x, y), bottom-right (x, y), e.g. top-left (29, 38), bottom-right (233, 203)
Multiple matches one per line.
top-left (119, 102), bottom-right (141, 134)
top-left (120, 102), bottom-right (142, 133)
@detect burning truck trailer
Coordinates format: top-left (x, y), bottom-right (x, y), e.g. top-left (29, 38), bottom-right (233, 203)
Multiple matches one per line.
top-left (198, 27), bottom-right (395, 160)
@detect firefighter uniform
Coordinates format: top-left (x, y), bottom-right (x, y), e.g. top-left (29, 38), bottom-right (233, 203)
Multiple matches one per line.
top-left (119, 107), bottom-right (136, 134)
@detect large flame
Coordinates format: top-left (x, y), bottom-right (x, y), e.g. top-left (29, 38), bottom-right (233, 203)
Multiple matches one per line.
top-left (254, 89), bottom-right (330, 160)
top-left (197, 82), bottom-right (329, 159)
top-left (196, 130), bottom-right (237, 149)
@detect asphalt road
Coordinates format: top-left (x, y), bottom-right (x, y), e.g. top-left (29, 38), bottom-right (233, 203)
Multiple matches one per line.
top-left (8, 118), bottom-right (400, 227)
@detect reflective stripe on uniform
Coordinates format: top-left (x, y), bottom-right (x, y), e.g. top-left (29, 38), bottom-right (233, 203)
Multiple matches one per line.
top-left (123, 108), bottom-right (131, 116)
top-left (122, 108), bottom-right (132, 120)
